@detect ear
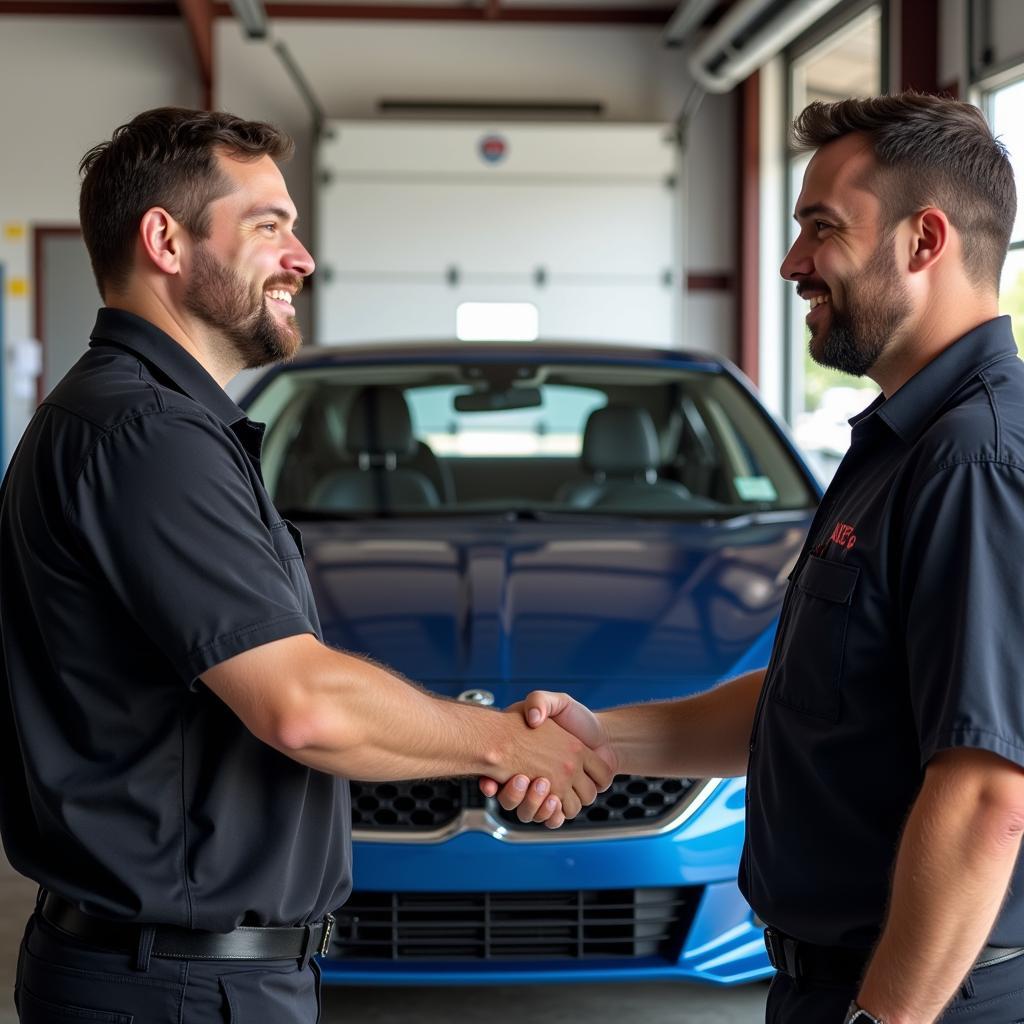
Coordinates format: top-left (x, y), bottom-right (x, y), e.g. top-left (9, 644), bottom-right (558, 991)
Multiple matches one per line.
top-left (138, 207), bottom-right (186, 277)
top-left (907, 207), bottom-right (950, 274)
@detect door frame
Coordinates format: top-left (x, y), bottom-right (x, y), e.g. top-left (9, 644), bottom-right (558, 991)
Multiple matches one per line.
top-left (33, 225), bottom-right (85, 406)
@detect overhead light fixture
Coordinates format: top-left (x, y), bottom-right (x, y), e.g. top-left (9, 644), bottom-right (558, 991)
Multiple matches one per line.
top-left (229, 0), bottom-right (267, 40)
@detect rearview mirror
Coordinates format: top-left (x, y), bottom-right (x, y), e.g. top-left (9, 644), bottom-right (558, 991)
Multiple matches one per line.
top-left (453, 387), bottom-right (543, 413)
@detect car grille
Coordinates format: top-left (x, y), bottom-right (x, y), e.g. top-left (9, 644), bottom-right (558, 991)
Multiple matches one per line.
top-left (328, 888), bottom-right (697, 961)
top-left (350, 775), bottom-right (698, 832)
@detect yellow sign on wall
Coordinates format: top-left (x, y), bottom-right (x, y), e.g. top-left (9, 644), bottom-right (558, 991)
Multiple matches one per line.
top-left (8, 278), bottom-right (29, 298)
top-left (3, 223), bottom-right (26, 242)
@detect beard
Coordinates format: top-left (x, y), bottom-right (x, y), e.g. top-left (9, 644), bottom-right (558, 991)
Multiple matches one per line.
top-left (183, 244), bottom-right (303, 370)
top-left (809, 239), bottom-right (911, 377)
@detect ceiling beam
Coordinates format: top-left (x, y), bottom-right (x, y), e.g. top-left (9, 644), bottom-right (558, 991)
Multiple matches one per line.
top-left (176, 0), bottom-right (214, 108)
top-left (0, 2), bottom-right (176, 13)
top-left (215, 2), bottom-right (674, 23)
top-left (2, 0), bottom-right (672, 20)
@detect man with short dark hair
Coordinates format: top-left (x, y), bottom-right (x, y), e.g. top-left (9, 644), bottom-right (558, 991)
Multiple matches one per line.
top-left (492, 92), bottom-right (1024, 1023)
top-left (0, 107), bottom-right (610, 1023)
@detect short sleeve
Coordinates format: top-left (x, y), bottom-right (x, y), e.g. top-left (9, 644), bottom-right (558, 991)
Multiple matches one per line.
top-left (67, 411), bottom-right (315, 684)
top-left (901, 460), bottom-right (1024, 768)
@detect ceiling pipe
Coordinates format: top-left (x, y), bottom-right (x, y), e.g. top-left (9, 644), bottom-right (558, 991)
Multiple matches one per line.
top-left (662, 0), bottom-right (720, 48)
top-left (687, 0), bottom-right (844, 93)
top-left (228, 0), bottom-right (267, 38)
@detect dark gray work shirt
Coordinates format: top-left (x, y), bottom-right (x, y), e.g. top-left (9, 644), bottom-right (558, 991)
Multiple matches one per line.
top-left (741, 315), bottom-right (1024, 948)
top-left (0, 308), bottom-right (352, 930)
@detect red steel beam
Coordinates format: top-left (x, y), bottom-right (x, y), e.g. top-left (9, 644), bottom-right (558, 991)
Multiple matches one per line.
top-left (2, 0), bottom-right (672, 20)
top-left (737, 70), bottom-right (759, 383)
top-left (900, 0), bottom-right (938, 93)
top-left (0, 2), bottom-right (177, 13)
top-left (177, 0), bottom-right (214, 109)
top-left (222, 2), bottom-right (674, 22)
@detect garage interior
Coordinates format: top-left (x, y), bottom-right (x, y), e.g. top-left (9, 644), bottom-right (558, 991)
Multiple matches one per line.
top-left (3, 0), bottom-right (1024, 1021)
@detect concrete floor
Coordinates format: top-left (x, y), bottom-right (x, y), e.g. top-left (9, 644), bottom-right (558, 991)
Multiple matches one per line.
top-left (0, 857), bottom-right (767, 1023)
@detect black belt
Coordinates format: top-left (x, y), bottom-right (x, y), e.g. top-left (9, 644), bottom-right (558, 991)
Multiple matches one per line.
top-left (764, 927), bottom-right (1024, 986)
top-left (40, 893), bottom-right (335, 962)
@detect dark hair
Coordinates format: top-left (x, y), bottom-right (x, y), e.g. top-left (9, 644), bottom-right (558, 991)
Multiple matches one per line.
top-left (792, 92), bottom-right (1016, 290)
top-left (78, 107), bottom-right (294, 298)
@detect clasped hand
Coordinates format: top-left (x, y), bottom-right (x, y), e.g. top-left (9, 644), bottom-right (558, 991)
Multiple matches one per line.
top-left (483, 692), bottom-right (616, 829)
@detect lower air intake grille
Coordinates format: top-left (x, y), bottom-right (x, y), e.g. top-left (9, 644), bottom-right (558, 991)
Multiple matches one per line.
top-left (328, 888), bottom-right (696, 961)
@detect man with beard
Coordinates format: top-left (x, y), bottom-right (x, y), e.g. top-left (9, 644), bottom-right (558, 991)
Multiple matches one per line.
top-left (490, 93), bottom-right (1024, 1023)
top-left (0, 108), bottom-right (613, 1023)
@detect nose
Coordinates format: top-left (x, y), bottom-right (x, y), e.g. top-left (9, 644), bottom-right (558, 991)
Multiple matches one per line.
top-left (780, 234), bottom-right (813, 282)
top-left (284, 235), bottom-right (315, 279)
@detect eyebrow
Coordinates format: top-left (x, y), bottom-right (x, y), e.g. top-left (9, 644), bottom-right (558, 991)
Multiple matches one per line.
top-left (243, 205), bottom-right (296, 224)
top-left (794, 202), bottom-right (844, 223)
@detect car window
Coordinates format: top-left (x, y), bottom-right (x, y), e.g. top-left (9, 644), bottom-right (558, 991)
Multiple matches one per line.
top-left (245, 360), bottom-right (815, 517)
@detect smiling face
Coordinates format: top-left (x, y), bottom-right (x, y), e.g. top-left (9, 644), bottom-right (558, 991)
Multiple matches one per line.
top-left (781, 132), bottom-right (913, 379)
top-left (182, 152), bottom-right (314, 369)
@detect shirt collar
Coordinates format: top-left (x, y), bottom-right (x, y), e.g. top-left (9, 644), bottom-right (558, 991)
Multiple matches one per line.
top-left (850, 315), bottom-right (1018, 446)
top-left (89, 307), bottom-right (248, 428)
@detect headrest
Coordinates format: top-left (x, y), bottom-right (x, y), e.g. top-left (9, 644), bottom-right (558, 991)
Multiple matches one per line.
top-left (581, 405), bottom-right (660, 476)
top-left (345, 387), bottom-right (416, 457)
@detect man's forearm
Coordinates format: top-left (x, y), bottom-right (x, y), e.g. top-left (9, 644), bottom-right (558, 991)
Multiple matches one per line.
top-left (857, 749), bottom-right (1024, 1024)
top-left (203, 634), bottom-right (610, 812)
top-left (599, 668), bottom-right (765, 779)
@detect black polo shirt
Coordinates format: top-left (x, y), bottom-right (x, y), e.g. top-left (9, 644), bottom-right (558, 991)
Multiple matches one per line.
top-left (0, 307), bottom-right (352, 930)
top-left (741, 315), bottom-right (1024, 949)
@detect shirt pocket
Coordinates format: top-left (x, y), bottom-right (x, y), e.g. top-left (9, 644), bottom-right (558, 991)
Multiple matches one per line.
top-left (770, 555), bottom-right (859, 723)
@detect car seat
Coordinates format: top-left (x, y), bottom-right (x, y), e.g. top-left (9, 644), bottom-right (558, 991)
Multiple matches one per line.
top-left (557, 405), bottom-right (692, 509)
top-left (311, 387), bottom-right (441, 510)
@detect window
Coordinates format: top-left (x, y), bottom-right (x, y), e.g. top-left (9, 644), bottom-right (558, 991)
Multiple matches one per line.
top-left (785, 4), bottom-right (884, 481)
top-left (245, 360), bottom-right (817, 516)
top-left (406, 384), bottom-right (605, 457)
top-left (986, 77), bottom-right (1024, 352)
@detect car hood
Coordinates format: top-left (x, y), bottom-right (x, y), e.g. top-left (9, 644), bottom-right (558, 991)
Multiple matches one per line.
top-left (296, 513), bottom-right (809, 705)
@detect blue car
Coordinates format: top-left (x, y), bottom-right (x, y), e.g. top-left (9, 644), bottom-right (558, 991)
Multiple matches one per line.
top-left (239, 341), bottom-right (821, 988)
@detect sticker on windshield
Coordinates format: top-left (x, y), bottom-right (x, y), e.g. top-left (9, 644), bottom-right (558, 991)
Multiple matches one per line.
top-left (734, 476), bottom-right (777, 502)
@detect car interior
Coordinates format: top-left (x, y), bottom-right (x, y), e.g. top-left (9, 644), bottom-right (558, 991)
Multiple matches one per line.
top-left (255, 362), bottom-right (814, 516)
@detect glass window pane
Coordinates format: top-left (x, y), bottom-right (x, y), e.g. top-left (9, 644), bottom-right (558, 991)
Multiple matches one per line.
top-left (790, 7), bottom-right (882, 121)
top-left (1000, 247), bottom-right (1024, 353)
top-left (990, 79), bottom-right (1024, 245)
top-left (786, 5), bottom-right (882, 482)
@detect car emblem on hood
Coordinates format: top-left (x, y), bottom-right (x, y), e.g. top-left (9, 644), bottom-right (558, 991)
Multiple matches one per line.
top-left (457, 689), bottom-right (495, 707)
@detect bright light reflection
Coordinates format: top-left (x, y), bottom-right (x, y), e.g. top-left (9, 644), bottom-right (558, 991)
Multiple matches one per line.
top-left (456, 302), bottom-right (539, 341)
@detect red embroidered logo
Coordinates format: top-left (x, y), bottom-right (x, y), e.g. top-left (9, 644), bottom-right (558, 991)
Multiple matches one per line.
top-left (830, 521), bottom-right (858, 550)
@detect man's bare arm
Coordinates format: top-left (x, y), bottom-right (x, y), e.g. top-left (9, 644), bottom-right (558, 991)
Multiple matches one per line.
top-left (202, 633), bottom-right (614, 819)
top-left (598, 667), bottom-right (766, 779)
top-left (855, 747), bottom-right (1024, 1024)
top-left (482, 668), bottom-right (766, 811)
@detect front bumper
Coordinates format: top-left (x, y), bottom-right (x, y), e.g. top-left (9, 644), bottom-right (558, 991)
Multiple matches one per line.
top-left (319, 777), bottom-right (771, 986)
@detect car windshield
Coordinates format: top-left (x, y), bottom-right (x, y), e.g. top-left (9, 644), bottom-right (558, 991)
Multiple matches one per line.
top-left (244, 359), bottom-right (816, 518)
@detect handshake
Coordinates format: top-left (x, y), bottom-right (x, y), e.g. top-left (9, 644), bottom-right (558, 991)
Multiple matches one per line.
top-left (479, 691), bottom-right (617, 830)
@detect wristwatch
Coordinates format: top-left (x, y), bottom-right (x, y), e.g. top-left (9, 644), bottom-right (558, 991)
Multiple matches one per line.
top-left (844, 1003), bottom-right (884, 1024)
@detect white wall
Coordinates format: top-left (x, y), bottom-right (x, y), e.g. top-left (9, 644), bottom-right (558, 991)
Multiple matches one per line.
top-left (0, 17), bottom-right (200, 461)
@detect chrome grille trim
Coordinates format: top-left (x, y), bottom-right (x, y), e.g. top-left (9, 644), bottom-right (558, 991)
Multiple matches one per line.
top-left (351, 777), bottom-right (718, 844)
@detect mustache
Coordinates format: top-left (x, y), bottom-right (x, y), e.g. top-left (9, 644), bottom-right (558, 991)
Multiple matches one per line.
top-left (796, 282), bottom-right (830, 299)
top-left (263, 274), bottom-right (304, 296)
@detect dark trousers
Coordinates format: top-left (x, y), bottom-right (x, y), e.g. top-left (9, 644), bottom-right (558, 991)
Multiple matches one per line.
top-left (767, 955), bottom-right (1024, 1023)
top-left (14, 912), bottom-right (322, 1023)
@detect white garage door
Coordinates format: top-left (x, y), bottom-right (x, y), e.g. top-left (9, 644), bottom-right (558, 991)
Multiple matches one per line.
top-left (314, 121), bottom-right (682, 346)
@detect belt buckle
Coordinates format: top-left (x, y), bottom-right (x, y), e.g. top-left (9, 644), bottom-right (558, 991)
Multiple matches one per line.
top-left (763, 927), bottom-right (800, 979)
top-left (318, 913), bottom-right (335, 958)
